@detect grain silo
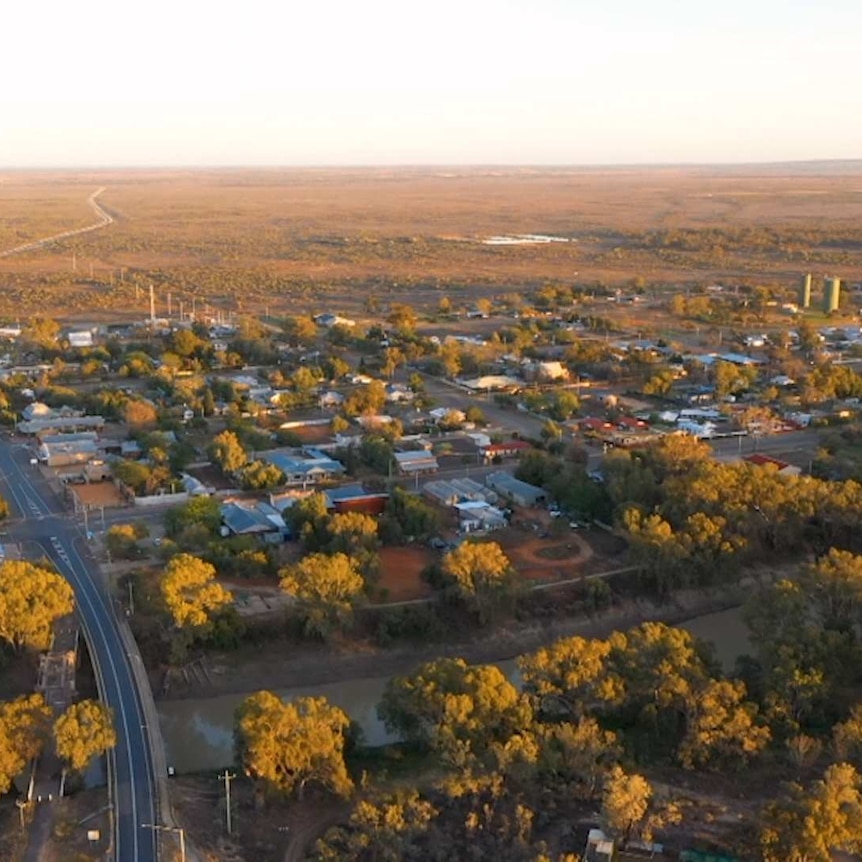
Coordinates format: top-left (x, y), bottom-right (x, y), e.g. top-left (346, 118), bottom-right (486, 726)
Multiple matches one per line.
top-left (824, 276), bottom-right (841, 314)
top-left (800, 273), bottom-right (812, 309)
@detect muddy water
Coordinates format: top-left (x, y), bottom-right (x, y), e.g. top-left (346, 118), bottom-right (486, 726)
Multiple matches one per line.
top-left (158, 608), bottom-right (747, 774)
top-left (158, 660), bottom-right (519, 773)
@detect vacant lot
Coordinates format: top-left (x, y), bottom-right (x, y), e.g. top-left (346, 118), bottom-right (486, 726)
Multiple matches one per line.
top-left (1, 165), bottom-right (862, 320)
top-left (376, 545), bottom-right (434, 602)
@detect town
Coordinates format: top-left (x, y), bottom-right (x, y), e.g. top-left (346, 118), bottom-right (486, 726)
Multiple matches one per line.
top-left (1, 241), bottom-right (862, 861)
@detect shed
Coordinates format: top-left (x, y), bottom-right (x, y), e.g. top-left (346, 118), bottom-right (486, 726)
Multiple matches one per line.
top-left (485, 471), bottom-right (546, 507)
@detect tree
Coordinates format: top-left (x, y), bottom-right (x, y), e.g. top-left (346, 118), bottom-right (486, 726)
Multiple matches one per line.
top-left (325, 512), bottom-right (380, 555)
top-left (535, 718), bottom-right (620, 797)
top-left (241, 460), bottom-right (285, 490)
top-left (761, 763), bottom-right (862, 862)
top-left (440, 541), bottom-right (517, 621)
top-left (314, 789), bottom-right (438, 862)
top-left (123, 398), bottom-right (159, 430)
top-left (235, 691), bottom-right (353, 799)
top-left (105, 523), bottom-right (149, 560)
top-left (160, 554), bottom-right (232, 630)
top-left (209, 430), bottom-right (248, 474)
top-left (601, 765), bottom-right (653, 845)
top-left (677, 678), bottom-right (770, 770)
top-left (518, 635), bottom-right (617, 718)
top-left (0, 694), bottom-right (52, 794)
top-left (284, 491), bottom-right (330, 550)
top-left (380, 487), bottom-right (441, 543)
top-left (0, 561), bottom-right (74, 652)
top-left (379, 657), bottom-right (533, 767)
top-left (165, 495), bottom-right (222, 538)
top-left (279, 553), bottom-right (364, 639)
top-left (53, 700), bottom-right (116, 773)
top-left (387, 303), bottom-right (418, 332)
top-left (0, 494), bottom-right (8, 521)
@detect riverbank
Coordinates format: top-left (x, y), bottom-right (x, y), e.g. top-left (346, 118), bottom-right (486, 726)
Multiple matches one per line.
top-left (158, 583), bottom-right (755, 704)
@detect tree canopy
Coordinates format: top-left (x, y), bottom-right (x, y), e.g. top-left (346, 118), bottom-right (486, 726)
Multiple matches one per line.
top-left (235, 691), bottom-right (353, 800)
top-left (0, 694), bottom-right (52, 794)
top-left (0, 561), bottom-right (74, 652)
top-left (160, 553), bottom-right (232, 630)
top-left (279, 553), bottom-right (365, 639)
top-left (54, 700), bottom-right (117, 773)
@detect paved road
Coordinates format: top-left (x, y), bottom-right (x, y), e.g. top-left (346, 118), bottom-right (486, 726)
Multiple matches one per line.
top-left (0, 442), bottom-right (157, 862)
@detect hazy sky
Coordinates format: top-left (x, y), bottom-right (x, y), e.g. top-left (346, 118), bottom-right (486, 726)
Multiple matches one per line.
top-left (3, 0), bottom-right (859, 166)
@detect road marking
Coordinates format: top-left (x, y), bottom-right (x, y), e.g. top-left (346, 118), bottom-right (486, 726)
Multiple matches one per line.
top-left (47, 535), bottom-right (149, 861)
top-left (67, 537), bottom-right (155, 860)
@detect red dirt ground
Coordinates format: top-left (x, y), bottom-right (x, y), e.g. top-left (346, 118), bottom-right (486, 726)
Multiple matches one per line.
top-left (376, 546), bottom-right (434, 602)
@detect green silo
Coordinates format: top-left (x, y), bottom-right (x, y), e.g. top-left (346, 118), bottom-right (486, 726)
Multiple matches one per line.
top-left (800, 273), bottom-right (812, 308)
top-left (824, 276), bottom-right (841, 313)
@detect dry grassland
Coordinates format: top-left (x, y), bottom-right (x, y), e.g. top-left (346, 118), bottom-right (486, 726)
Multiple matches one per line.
top-left (1, 165), bottom-right (861, 320)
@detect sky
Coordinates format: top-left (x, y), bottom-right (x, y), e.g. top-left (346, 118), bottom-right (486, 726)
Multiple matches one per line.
top-left (2, 0), bottom-right (860, 167)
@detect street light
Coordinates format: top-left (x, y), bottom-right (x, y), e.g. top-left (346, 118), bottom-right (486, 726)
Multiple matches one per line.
top-left (141, 823), bottom-right (185, 862)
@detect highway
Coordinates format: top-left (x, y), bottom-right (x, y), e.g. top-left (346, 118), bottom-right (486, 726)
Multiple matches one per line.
top-left (0, 441), bottom-right (157, 862)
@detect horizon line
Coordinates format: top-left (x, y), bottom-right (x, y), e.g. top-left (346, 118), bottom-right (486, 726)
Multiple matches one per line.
top-left (1, 157), bottom-right (862, 173)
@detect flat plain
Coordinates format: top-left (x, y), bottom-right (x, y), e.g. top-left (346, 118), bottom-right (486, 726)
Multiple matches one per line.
top-left (1, 164), bottom-right (862, 320)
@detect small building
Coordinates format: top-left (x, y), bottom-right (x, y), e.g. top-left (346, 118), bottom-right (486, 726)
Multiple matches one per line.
top-left (315, 313), bottom-right (356, 329)
top-left (743, 453), bottom-right (802, 477)
top-left (318, 390), bottom-right (345, 409)
top-left (67, 330), bottom-right (94, 348)
top-left (260, 447), bottom-right (345, 486)
top-left (485, 471), bottom-right (546, 507)
top-left (455, 500), bottom-right (507, 533)
top-left (324, 484), bottom-right (390, 516)
top-left (394, 450), bottom-right (439, 475)
top-left (480, 440), bottom-right (532, 462)
top-left (38, 437), bottom-right (100, 467)
top-left (220, 501), bottom-right (289, 543)
top-left (18, 415), bottom-right (105, 435)
top-left (424, 478), bottom-right (496, 507)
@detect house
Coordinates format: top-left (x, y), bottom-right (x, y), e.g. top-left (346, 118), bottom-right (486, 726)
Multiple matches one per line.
top-left (385, 384), bottom-right (415, 404)
top-left (394, 450), bottom-right (439, 475)
top-left (743, 453), bottom-right (802, 477)
top-left (318, 390), bottom-right (345, 409)
top-left (485, 471), bottom-right (546, 507)
top-left (220, 501), bottom-right (289, 543)
top-left (480, 440), bottom-right (532, 462)
top-left (457, 375), bottom-right (521, 393)
top-left (18, 415), bottom-right (105, 435)
top-left (429, 407), bottom-right (466, 426)
top-left (579, 417), bottom-right (614, 437)
top-left (38, 436), bottom-right (100, 467)
top-left (531, 360), bottom-right (570, 382)
top-left (617, 415), bottom-right (648, 431)
top-left (67, 330), bottom-right (94, 348)
top-left (324, 484), bottom-right (390, 516)
top-left (259, 447), bottom-right (345, 486)
top-left (315, 313), bottom-right (356, 329)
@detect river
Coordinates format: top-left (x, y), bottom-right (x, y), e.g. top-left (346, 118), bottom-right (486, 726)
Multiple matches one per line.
top-left (157, 607), bottom-right (747, 774)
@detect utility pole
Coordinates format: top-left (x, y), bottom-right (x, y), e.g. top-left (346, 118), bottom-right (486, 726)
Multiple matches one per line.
top-left (141, 824), bottom-right (185, 862)
top-left (128, 580), bottom-right (135, 616)
top-left (219, 770), bottom-right (235, 834)
top-left (168, 292), bottom-right (172, 318)
top-left (149, 285), bottom-right (156, 324)
top-left (71, 252), bottom-right (76, 273)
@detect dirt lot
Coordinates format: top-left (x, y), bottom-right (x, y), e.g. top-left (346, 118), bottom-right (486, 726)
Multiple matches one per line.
top-left (69, 482), bottom-right (127, 509)
top-left (375, 545), bottom-right (434, 602)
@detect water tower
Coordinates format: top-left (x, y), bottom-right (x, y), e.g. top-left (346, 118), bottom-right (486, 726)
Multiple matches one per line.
top-left (824, 276), bottom-right (841, 314)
